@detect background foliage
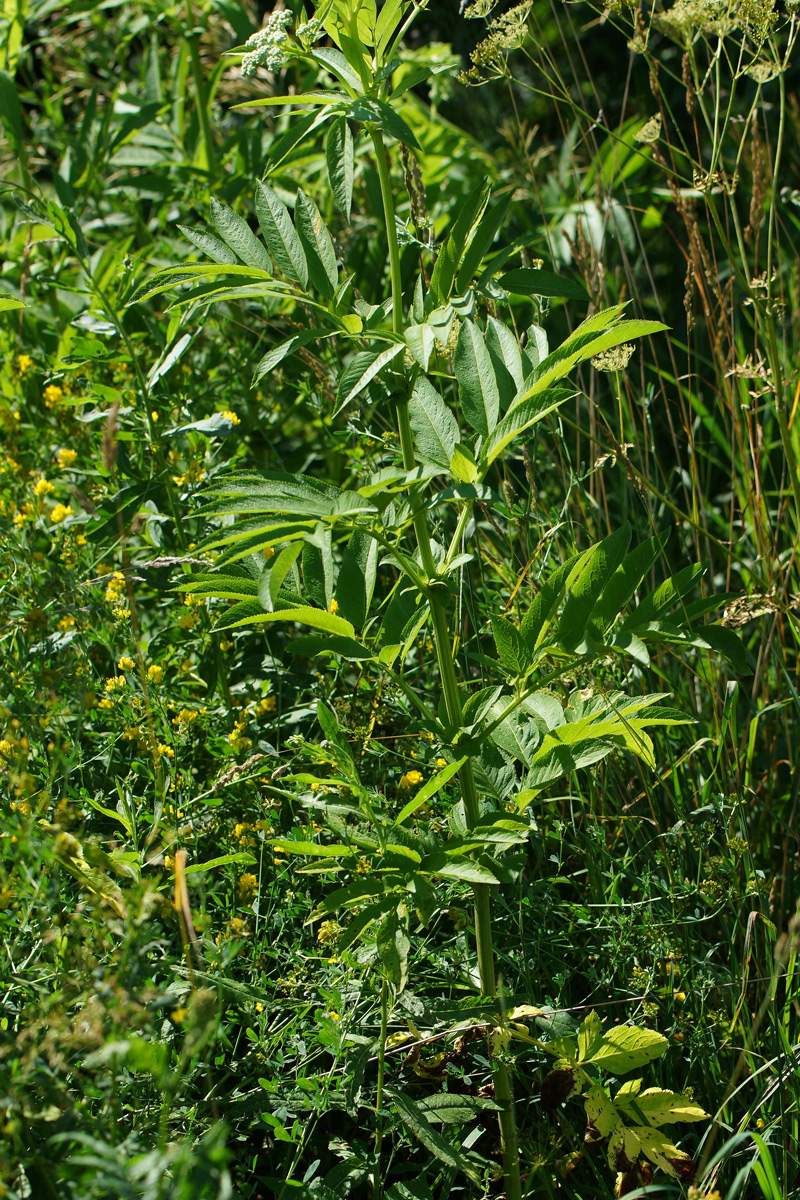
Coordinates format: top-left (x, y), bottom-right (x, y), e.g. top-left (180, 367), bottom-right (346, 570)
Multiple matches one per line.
top-left (1, 0), bottom-right (799, 1197)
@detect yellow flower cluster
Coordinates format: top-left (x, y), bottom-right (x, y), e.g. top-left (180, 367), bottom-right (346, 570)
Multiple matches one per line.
top-left (172, 708), bottom-right (199, 727)
top-left (33, 478), bottom-right (55, 498)
top-left (256, 695), bottom-right (277, 715)
top-left (118, 656), bottom-right (135, 672)
top-left (147, 663), bottom-right (163, 683)
top-left (105, 572), bottom-right (126, 604)
top-left (237, 872), bottom-right (259, 901)
top-left (104, 676), bottom-right (126, 692)
top-left (228, 719), bottom-right (252, 751)
top-left (50, 503), bottom-right (73, 524)
top-left (43, 384), bottom-right (63, 407)
top-left (157, 743), bottom-right (175, 759)
top-left (56, 448), bottom-right (78, 468)
top-left (317, 919), bottom-right (342, 946)
top-left (17, 354), bottom-right (33, 373)
top-left (221, 410), bottom-right (240, 425)
top-left (399, 769), bottom-right (424, 791)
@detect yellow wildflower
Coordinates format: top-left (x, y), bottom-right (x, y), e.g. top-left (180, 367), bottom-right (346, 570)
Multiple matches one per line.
top-left (97, 698), bottom-right (115, 710)
top-left (237, 872), bottom-right (259, 901)
top-left (33, 478), bottom-right (55, 498)
top-left (221, 409), bottom-right (240, 425)
top-left (329, 598), bottom-right (339, 613)
top-left (56, 448), bottom-right (78, 468)
top-left (58, 616), bottom-right (76, 632)
top-left (17, 354), bottom-right (33, 373)
top-left (317, 919), bottom-right (342, 946)
top-left (118, 656), bottom-right (135, 672)
top-left (147, 664), bottom-right (163, 683)
top-left (257, 695), bottom-right (277, 715)
top-left (50, 504), bottom-right (73, 524)
top-left (157, 744), bottom-right (175, 759)
top-left (43, 384), bottom-right (63, 407)
top-left (399, 769), bottom-right (424, 791)
top-left (104, 676), bottom-right (126, 693)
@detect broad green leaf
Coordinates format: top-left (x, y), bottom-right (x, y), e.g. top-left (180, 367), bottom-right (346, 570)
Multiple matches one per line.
top-left (419, 854), bottom-right (502, 885)
top-left (520, 551), bottom-right (587, 650)
top-left (388, 1089), bottom-right (480, 1181)
top-left (491, 616), bottom-right (531, 675)
top-left (500, 267), bottom-right (588, 301)
top-left (128, 263), bottom-right (283, 305)
top-left (176, 224), bottom-right (237, 265)
top-left (267, 541), bottom-right (303, 609)
top-left (302, 524), bottom-right (334, 609)
top-left (485, 315), bottom-right (524, 404)
top-left (326, 117), bottom-right (354, 221)
top-left (232, 90), bottom-right (344, 109)
top-left (179, 573), bottom-right (259, 600)
top-left (481, 387), bottom-right (574, 469)
top-left (404, 322), bottom-right (435, 370)
top-left (581, 1024), bottom-right (668, 1073)
top-left (557, 525), bottom-right (631, 651)
top-left (295, 189), bottom-right (338, 295)
top-left (454, 319), bottom-right (500, 437)
top-left (395, 757), bottom-right (467, 826)
top-left (312, 45), bottom-right (363, 91)
top-left (375, 0), bottom-right (406, 56)
top-left (254, 181), bottom-right (308, 288)
top-left (523, 735), bottom-right (616, 793)
top-left (334, 529), bottom-right (378, 629)
top-left (210, 197), bottom-right (272, 272)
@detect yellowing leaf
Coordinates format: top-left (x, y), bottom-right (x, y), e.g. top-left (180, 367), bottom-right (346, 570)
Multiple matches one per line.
top-left (580, 1022), bottom-right (668, 1073)
top-left (618, 1087), bottom-right (709, 1125)
top-left (584, 1084), bottom-right (620, 1139)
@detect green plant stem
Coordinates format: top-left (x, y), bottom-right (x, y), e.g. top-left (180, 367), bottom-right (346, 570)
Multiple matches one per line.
top-left (370, 125), bottom-right (521, 1200)
top-left (185, 0), bottom-right (216, 179)
top-left (374, 975), bottom-right (389, 1200)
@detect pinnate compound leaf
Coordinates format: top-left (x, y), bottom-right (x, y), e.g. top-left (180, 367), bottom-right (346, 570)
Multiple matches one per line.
top-left (209, 198), bottom-right (272, 272)
top-left (254, 181), bottom-right (308, 288)
top-left (326, 117), bottom-right (354, 221)
top-left (454, 319), bottom-right (500, 437)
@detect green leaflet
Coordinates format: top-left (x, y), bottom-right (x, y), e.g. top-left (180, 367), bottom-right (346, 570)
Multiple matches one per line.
top-left (326, 117), bottom-right (354, 221)
top-left (430, 178), bottom-right (491, 306)
top-left (251, 330), bottom-right (329, 387)
top-left (456, 194), bottom-right (512, 293)
top-left (511, 313), bottom-right (669, 410)
top-left (491, 615), bottom-right (531, 676)
top-left (254, 181), bottom-right (308, 288)
top-left (588, 531), bottom-right (668, 639)
top-left (176, 224), bottom-right (237, 265)
top-left (410, 374), bottom-right (460, 468)
top-left (295, 188), bottom-right (338, 295)
top-left (214, 603), bottom-right (356, 638)
top-left (388, 1088), bottom-right (481, 1181)
top-left (500, 267), bottom-right (588, 301)
top-left (454, 318), bottom-right (500, 437)
top-left (376, 904), bottom-right (410, 990)
top-left (480, 387), bottom-right (574, 470)
top-left (336, 342), bottom-right (404, 412)
top-left (394, 757), bottom-right (467, 826)
top-left (557, 524), bottom-right (631, 651)
top-left (209, 197), bottom-right (272, 272)
top-left (348, 97), bottom-right (420, 149)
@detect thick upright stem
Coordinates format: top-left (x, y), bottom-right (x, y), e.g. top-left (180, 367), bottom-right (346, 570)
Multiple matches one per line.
top-left (370, 127), bottom-right (521, 1200)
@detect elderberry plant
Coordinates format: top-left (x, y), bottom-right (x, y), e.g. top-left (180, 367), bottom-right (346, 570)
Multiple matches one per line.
top-left (133, 1), bottom-right (745, 1194)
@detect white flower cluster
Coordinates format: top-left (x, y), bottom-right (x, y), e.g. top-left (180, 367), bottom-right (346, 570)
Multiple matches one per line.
top-left (296, 17), bottom-right (323, 44)
top-left (241, 10), bottom-right (293, 77)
